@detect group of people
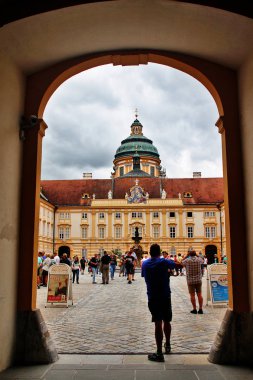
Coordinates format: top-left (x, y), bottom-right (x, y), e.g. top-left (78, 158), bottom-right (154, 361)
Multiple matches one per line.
top-left (88, 251), bottom-right (118, 284)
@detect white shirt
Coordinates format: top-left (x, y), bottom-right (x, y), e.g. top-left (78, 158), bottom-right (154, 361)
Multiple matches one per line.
top-left (54, 255), bottom-right (60, 264)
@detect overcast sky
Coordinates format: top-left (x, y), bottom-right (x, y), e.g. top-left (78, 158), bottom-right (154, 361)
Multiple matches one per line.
top-left (42, 63), bottom-right (222, 180)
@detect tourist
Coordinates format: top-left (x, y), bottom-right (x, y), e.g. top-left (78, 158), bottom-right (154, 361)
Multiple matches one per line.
top-left (53, 251), bottom-right (60, 264)
top-left (88, 253), bottom-right (99, 284)
top-left (125, 250), bottom-right (135, 284)
top-left (72, 256), bottom-right (80, 284)
top-left (100, 251), bottom-right (111, 284)
top-left (142, 244), bottom-right (175, 362)
top-left (119, 253), bottom-right (126, 277)
top-left (42, 253), bottom-right (51, 287)
top-left (37, 252), bottom-right (43, 289)
top-left (80, 256), bottom-right (86, 274)
top-left (130, 249), bottom-right (137, 281)
top-left (109, 252), bottom-right (117, 280)
top-left (60, 253), bottom-right (71, 266)
top-left (182, 250), bottom-right (204, 314)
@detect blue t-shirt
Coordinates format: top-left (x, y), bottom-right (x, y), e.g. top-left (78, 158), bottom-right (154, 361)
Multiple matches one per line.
top-left (141, 257), bottom-right (175, 301)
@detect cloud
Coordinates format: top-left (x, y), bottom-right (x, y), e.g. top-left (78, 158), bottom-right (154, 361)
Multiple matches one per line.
top-left (42, 63), bottom-right (221, 180)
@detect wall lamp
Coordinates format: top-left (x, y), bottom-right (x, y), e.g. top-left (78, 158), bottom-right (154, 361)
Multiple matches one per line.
top-left (19, 115), bottom-right (42, 141)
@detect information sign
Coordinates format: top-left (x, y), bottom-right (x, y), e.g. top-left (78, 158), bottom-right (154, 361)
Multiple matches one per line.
top-left (208, 264), bottom-right (228, 305)
top-left (46, 264), bottom-right (73, 307)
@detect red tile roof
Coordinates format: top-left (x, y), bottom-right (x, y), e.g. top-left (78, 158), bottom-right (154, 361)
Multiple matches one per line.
top-left (41, 177), bottom-right (223, 206)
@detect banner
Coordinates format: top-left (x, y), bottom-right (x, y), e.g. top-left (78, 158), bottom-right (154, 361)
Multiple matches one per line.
top-left (208, 264), bottom-right (228, 304)
top-left (46, 263), bottom-right (73, 307)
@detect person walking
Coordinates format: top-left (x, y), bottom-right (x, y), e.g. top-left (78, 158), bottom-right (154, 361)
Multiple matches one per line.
top-left (88, 254), bottom-right (99, 284)
top-left (182, 250), bottom-right (204, 314)
top-left (80, 256), bottom-right (86, 274)
top-left (100, 251), bottom-right (111, 284)
top-left (124, 251), bottom-right (135, 284)
top-left (72, 256), bottom-right (80, 284)
top-left (42, 253), bottom-right (51, 287)
top-left (142, 244), bottom-right (175, 362)
top-left (109, 253), bottom-right (117, 280)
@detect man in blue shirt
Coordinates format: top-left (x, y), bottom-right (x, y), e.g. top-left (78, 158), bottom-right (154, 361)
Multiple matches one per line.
top-left (142, 244), bottom-right (175, 362)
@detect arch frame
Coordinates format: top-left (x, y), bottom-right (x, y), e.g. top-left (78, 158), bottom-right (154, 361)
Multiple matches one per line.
top-left (17, 49), bottom-right (250, 365)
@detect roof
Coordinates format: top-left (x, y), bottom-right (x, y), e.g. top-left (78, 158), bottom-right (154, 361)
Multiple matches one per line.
top-left (41, 177), bottom-right (224, 206)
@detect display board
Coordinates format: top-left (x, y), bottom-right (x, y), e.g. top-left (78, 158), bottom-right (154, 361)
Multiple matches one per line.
top-left (208, 263), bottom-right (228, 305)
top-left (46, 263), bottom-right (73, 307)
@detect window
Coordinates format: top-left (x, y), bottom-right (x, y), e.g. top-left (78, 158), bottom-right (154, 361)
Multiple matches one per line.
top-left (65, 227), bottom-right (70, 239)
top-left (131, 227), bottom-right (142, 237)
top-left (115, 226), bottom-right (122, 239)
top-left (153, 212), bottom-right (159, 218)
top-left (150, 166), bottom-right (155, 176)
top-left (43, 222), bottom-right (46, 236)
top-left (132, 212), bottom-right (142, 218)
top-left (81, 227), bottom-right (88, 239)
top-left (59, 212), bottom-right (70, 219)
top-left (171, 246), bottom-right (176, 255)
top-left (47, 224), bottom-right (49, 236)
top-left (187, 212), bottom-right (193, 218)
top-left (169, 226), bottom-right (176, 238)
top-left (59, 227), bottom-right (64, 239)
top-left (205, 226), bottom-right (216, 238)
top-left (43, 208), bottom-right (45, 216)
top-left (99, 212), bottom-right (105, 219)
top-left (99, 227), bottom-right (105, 239)
top-left (187, 226), bottom-right (194, 238)
top-left (169, 212), bottom-right (175, 218)
top-left (82, 248), bottom-right (87, 257)
top-left (204, 211), bottom-right (215, 217)
top-left (82, 212), bottom-right (88, 219)
top-left (120, 166), bottom-right (124, 176)
top-left (115, 212), bottom-right (121, 219)
top-left (153, 225), bottom-right (160, 238)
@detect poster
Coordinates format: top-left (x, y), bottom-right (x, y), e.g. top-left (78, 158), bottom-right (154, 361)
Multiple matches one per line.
top-left (47, 273), bottom-right (69, 303)
top-left (46, 263), bottom-right (72, 306)
top-left (208, 264), bottom-right (228, 304)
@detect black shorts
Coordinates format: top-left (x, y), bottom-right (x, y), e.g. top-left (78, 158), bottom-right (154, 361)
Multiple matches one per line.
top-left (148, 296), bottom-right (172, 322)
top-left (125, 266), bottom-right (134, 275)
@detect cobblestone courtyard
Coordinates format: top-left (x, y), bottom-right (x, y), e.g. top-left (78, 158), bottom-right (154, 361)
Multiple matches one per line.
top-left (37, 270), bottom-right (226, 354)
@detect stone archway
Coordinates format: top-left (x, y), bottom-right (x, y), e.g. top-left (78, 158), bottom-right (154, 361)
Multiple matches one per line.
top-left (205, 244), bottom-right (218, 264)
top-left (17, 50), bottom-right (251, 366)
top-left (58, 246), bottom-right (71, 258)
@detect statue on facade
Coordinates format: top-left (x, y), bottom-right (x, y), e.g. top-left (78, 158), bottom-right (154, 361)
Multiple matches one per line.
top-left (161, 189), bottom-right (167, 199)
top-left (178, 192), bottom-right (181, 199)
top-left (92, 193), bottom-right (96, 199)
top-left (125, 192), bottom-right (128, 199)
top-left (146, 192), bottom-right (149, 199)
top-left (108, 190), bottom-right (112, 199)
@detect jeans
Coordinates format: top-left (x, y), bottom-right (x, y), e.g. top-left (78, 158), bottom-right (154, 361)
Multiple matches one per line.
top-left (110, 264), bottom-right (116, 279)
top-left (92, 267), bottom-right (97, 283)
top-left (72, 269), bottom-right (79, 283)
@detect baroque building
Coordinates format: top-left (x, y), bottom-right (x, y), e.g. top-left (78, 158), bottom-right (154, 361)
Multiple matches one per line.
top-left (39, 118), bottom-right (225, 263)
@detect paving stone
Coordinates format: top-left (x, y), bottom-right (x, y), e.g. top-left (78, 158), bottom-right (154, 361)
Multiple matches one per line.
top-left (0, 365), bottom-right (51, 379)
top-left (44, 369), bottom-right (75, 380)
top-left (75, 370), bottom-right (135, 380)
top-left (37, 272), bottom-right (226, 355)
top-left (136, 370), bottom-right (197, 380)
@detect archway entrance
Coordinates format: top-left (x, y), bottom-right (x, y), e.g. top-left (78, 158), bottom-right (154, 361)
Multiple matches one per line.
top-left (18, 50), bottom-right (250, 366)
top-left (205, 245), bottom-right (218, 264)
top-left (58, 246), bottom-right (70, 258)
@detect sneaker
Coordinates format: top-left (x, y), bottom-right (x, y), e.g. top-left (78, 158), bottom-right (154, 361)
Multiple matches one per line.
top-left (148, 353), bottom-right (165, 362)
top-left (92, 282), bottom-right (97, 284)
top-left (190, 309), bottom-right (197, 314)
top-left (164, 342), bottom-right (171, 354)
top-left (198, 309), bottom-right (203, 314)
top-left (128, 280), bottom-right (132, 284)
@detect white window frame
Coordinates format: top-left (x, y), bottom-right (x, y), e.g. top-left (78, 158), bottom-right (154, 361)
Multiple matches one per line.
top-left (153, 212), bottom-right (159, 218)
top-left (204, 211), bottom-right (215, 217)
top-left (59, 227), bottom-right (64, 239)
top-left (169, 226), bottom-right (176, 238)
top-left (187, 226), bottom-right (194, 238)
top-left (153, 225), bottom-right (160, 238)
top-left (99, 227), bottom-right (105, 239)
top-left (115, 212), bottom-right (121, 219)
top-left (81, 227), bottom-right (88, 239)
top-left (131, 226), bottom-right (143, 237)
top-left (82, 212), bottom-right (88, 219)
top-left (99, 212), bottom-right (105, 219)
top-left (115, 226), bottom-right (122, 239)
top-left (65, 227), bottom-right (70, 239)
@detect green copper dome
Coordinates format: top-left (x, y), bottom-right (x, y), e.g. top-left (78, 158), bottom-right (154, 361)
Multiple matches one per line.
top-left (114, 119), bottom-right (160, 159)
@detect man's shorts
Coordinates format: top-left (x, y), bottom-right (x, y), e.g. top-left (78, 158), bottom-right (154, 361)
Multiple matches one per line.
top-left (188, 282), bottom-right (202, 294)
top-left (148, 296), bottom-right (172, 322)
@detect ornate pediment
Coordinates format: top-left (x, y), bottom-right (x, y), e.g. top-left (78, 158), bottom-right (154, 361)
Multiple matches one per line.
top-left (125, 179), bottom-right (148, 204)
